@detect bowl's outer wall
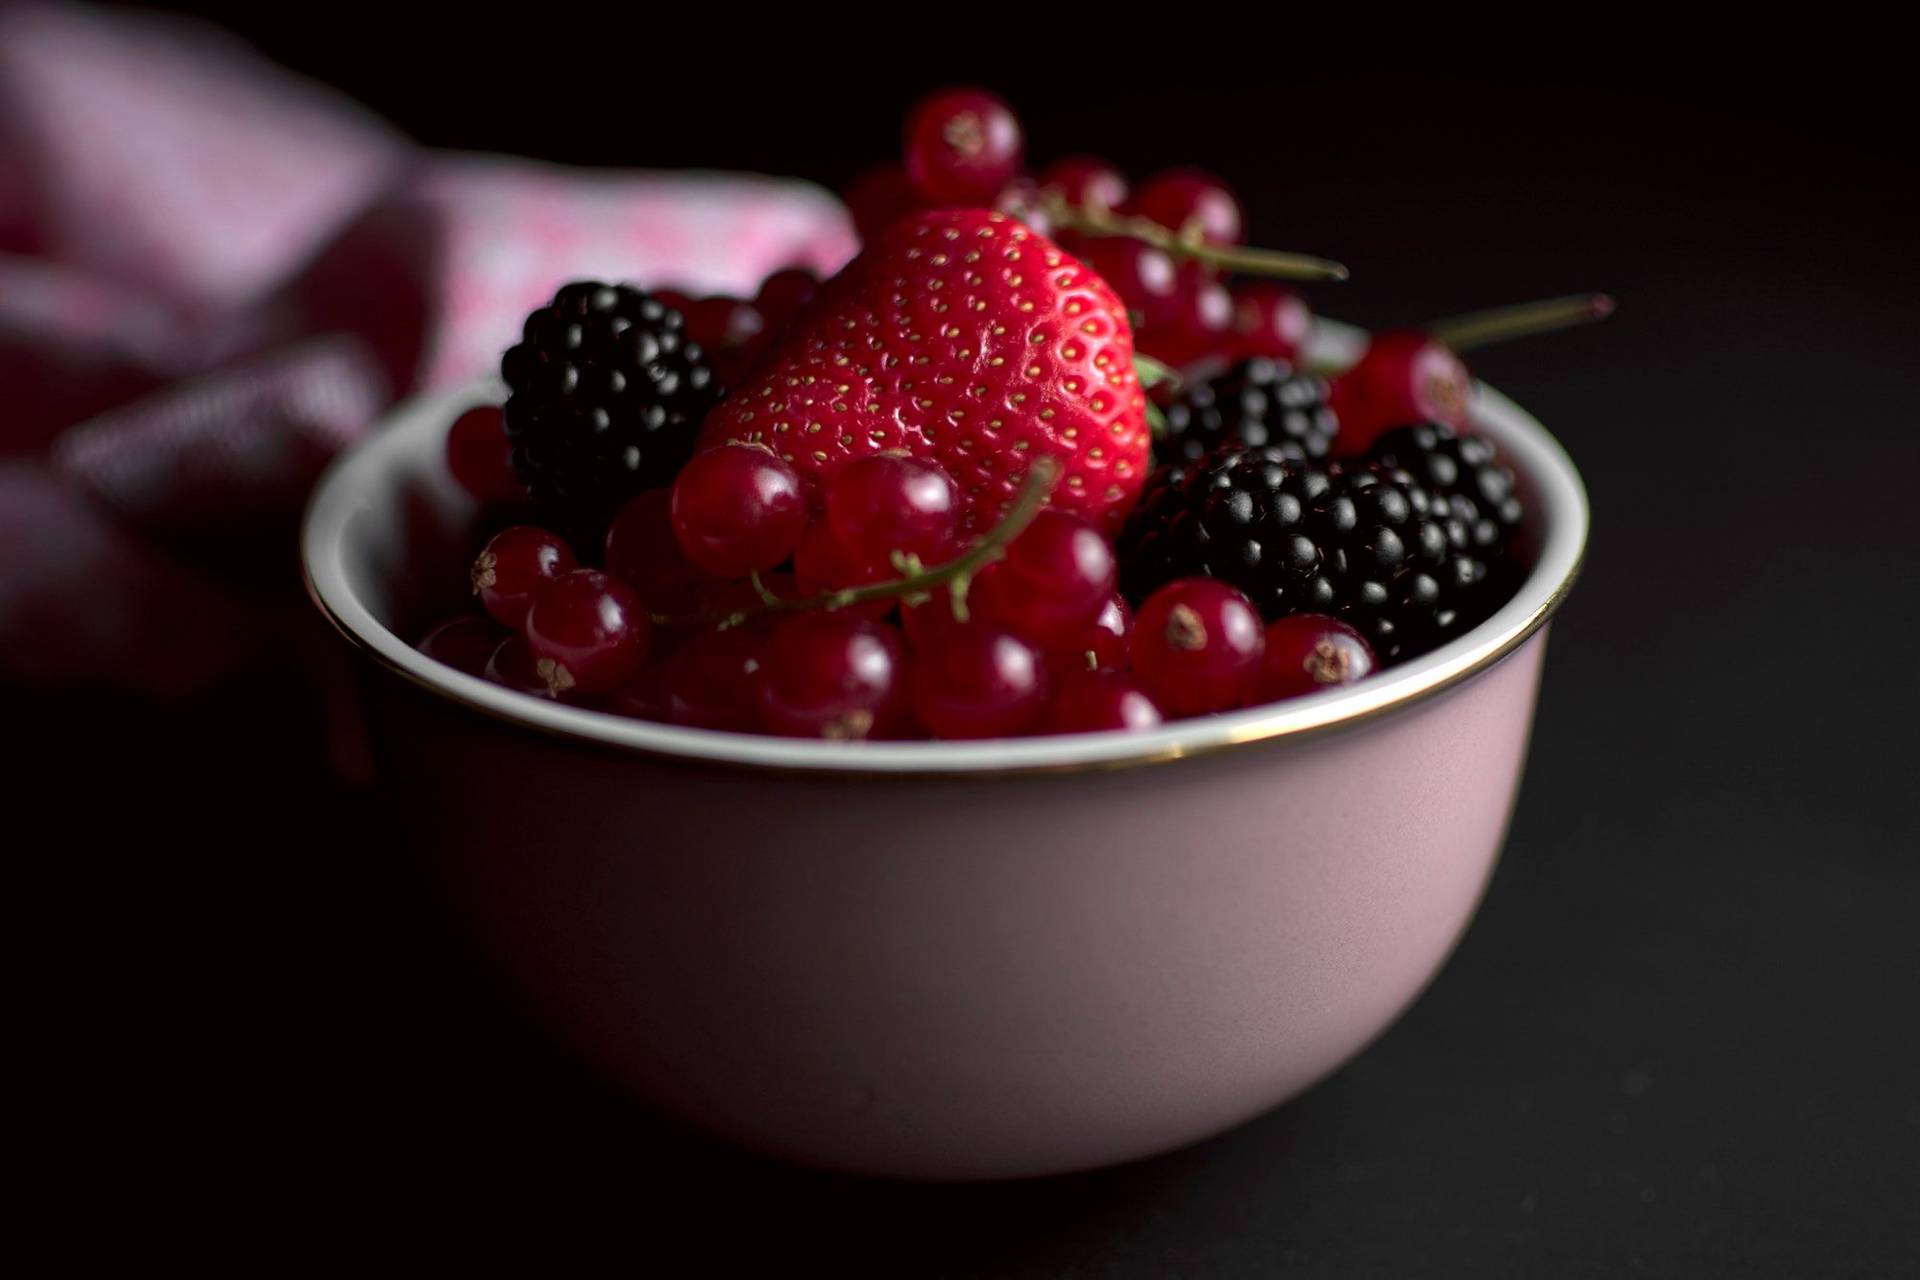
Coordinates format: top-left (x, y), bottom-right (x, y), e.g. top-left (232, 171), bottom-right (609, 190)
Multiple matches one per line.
top-left (366, 630), bottom-right (1545, 1180)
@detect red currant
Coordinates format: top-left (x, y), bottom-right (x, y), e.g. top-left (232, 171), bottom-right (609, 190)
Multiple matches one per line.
top-left (663, 624), bottom-right (769, 732)
top-left (1255, 615), bottom-right (1377, 703)
top-left (605, 489), bottom-right (708, 615)
top-left (1129, 169), bottom-right (1243, 245)
top-left (1041, 156), bottom-right (1129, 214)
top-left (606, 663), bottom-right (672, 721)
top-left (1331, 331), bottom-right (1474, 453)
top-left (652, 288), bottom-right (695, 317)
top-left (484, 635), bottom-right (562, 699)
top-left (900, 585), bottom-right (969, 652)
top-left (1233, 283), bottom-right (1313, 364)
top-left (1063, 234), bottom-right (1177, 318)
top-left (844, 164), bottom-right (925, 243)
top-left (1042, 670), bottom-right (1164, 735)
top-left (972, 509), bottom-right (1115, 647)
top-left (1130, 578), bottom-right (1265, 717)
top-left (695, 571), bottom-right (801, 618)
top-left (1137, 262), bottom-right (1235, 368)
top-left (445, 405), bottom-right (524, 505)
top-left (758, 613), bottom-right (910, 740)
top-left (416, 614), bottom-right (501, 677)
top-left (825, 454), bottom-right (960, 565)
top-left (991, 178), bottom-right (1053, 238)
top-left (522, 568), bottom-right (650, 695)
top-left (909, 625), bottom-right (1048, 739)
top-left (670, 444), bottom-right (807, 579)
top-left (471, 525), bottom-right (577, 628)
top-left (754, 267), bottom-right (819, 331)
top-left (684, 296), bottom-right (765, 353)
top-left (1049, 592), bottom-right (1131, 675)
top-left (901, 88), bottom-right (1024, 206)
top-left (793, 520), bottom-right (895, 621)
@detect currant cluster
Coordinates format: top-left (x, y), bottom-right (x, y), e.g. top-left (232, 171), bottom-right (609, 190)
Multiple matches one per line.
top-left (424, 432), bottom-right (1382, 739)
top-left (415, 85), bottom-right (1611, 742)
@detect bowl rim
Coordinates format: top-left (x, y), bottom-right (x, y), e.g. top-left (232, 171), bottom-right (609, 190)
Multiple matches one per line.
top-left (300, 320), bottom-right (1588, 777)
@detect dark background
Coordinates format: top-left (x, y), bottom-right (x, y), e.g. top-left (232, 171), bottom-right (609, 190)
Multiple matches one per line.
top-left (28, 13), bottom-right (1919, 1275)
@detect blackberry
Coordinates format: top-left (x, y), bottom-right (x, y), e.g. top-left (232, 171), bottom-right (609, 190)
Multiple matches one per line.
top-left (1119, 445), bottom-right (1339, 622)
top-left (1365, 420), bottom-right (1527, 605)
top-left (1315, 466), bottom-right (1489, 661)
top-left (1117, 447), bottom-right (1494, 664)
top-left (1155, 357), bottom-right (1338, 467)
top-left (1365, 421), bottom-right (1524, 554)
top-left (502, 282), bottom-right (723, 548)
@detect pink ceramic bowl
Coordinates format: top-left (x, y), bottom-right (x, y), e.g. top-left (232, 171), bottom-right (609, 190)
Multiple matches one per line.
top-left (301, 322), bottom-right (1587, 1181)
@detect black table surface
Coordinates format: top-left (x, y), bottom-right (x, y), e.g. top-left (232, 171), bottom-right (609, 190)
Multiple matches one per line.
top-left (23, 29), bottom-right (1919, 1274)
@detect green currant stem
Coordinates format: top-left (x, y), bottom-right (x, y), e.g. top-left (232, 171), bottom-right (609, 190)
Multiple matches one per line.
top-left (1427, 293), bottom-right (1616, 352)
top-left (649, 458), bottom-right (1061, 629)
top-left (1044, 198), bottom-right (1350, 283)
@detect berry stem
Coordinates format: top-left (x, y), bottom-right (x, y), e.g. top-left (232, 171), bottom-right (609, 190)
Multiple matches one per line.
top-left (1044, 198), bottom-right (1350, 283)
top-left (1426, 293), bottom-right (1616, 352)
top-left (653, 459), bottom-right (1062, 628)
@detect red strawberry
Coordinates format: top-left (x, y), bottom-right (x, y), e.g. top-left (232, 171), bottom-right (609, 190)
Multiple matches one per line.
top-left (696, 208), bottom-right (1150, 535)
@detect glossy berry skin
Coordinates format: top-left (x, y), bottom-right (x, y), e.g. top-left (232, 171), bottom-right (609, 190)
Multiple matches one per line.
top-left (825, 454), bottom-right (960, 564)
top-left (605, 489), bottom-right (708, 615)
top-left (1256, 614), bottom-right (1376, 703)
top-left (1129, 170), bottom-right (1243, 245)
top-left (758, 614), bottom-right (910, 740)
top-left (1233, 283), bottom-right (1313, 364)
top-left (1051, 592), bottom-right (1131, 674)
top-left (1061, 234), bottom-right (1177, 320)
top-left (700, 210), bottom-right (1151, 536)
top-left (670, 444), bottom-right (808, 578)
top-left (792, 521), bottom-right (895, 620)
top-left (445, 405), bottom-right (524, 505)
top-left (1042, 669), bottom-right (1163, 735)
top-left (416, 614), bottom-right (501, 677)
top-left (663, 625), bottom-right (768, 732)
top-left (1130, 578), bottom-right (1265, 717)
top-left (900, 585), bottom-right (968, 652)
top-left (1155, 358), bottom-right (1338, 467)
top-left (973, 509), bottom-right (1116, 647)
top-left (1332, 330), bottom-right (1473, 454)
top-left (684, 296), bottom-right (771, 387)
top-left (684, 296), bottom-right (764, 353)
top-left (1136, 262), bottom-right (1235, 369)
top-left (522, 569), bottom-right (649, 695)
top-left (483, 635), bottom-right (562, 699)
top-left (910, 625), bottom-right (1049, 739)
top-left (902, 88), bottom-right (1024, 206)
top-left (844, 165), bottom-right (926, 243)
top-left (987, 178), bottom-right (1050, 238)
top-left (470, 525), bottom-right (577, 628)
top-left (755, 268), bottom-right (820, 331)
top-left (501, 282), bottom-right (721, 545)
top-left (694, 571), bottom-right (801, 619)
top-left (1365, 421), bottom-right (1523, 547)
top-left (1042, 156), bottom-right (1128, 214)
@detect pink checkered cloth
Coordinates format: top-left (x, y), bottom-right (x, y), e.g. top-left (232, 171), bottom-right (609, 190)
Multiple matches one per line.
top-left (0, 3), bottom-right (859, 694)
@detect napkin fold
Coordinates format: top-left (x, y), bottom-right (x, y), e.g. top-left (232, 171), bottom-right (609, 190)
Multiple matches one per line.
top-left (0, 2), bottom-right (859, 693)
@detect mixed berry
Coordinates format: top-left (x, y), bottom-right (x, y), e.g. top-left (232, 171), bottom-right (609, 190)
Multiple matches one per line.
top-left (419, 89), bottom-right (1610, 740)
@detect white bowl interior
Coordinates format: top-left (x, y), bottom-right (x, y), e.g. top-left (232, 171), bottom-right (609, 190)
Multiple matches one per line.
top-left (302, 320), bottom-right (1588, 774)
